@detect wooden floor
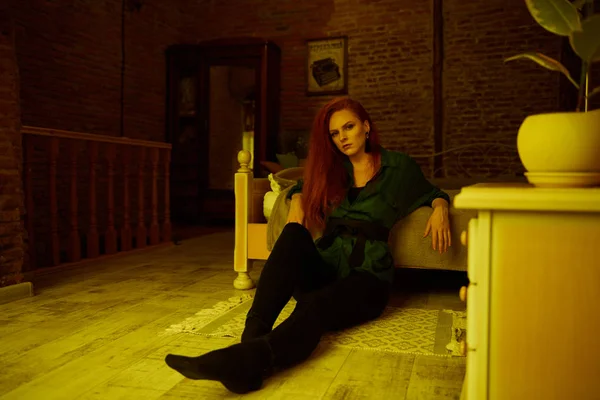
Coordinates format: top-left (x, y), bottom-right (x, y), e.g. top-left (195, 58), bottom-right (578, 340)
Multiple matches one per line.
top-left (0, 229), bottom-right (467, 400)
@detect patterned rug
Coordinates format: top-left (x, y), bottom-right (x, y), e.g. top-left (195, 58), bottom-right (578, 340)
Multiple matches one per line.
top-left (163, 294), bottom-right (466, 357)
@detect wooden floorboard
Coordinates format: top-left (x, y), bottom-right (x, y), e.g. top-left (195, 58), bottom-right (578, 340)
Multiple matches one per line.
top-left (0, 230), bottom-right (466, 400)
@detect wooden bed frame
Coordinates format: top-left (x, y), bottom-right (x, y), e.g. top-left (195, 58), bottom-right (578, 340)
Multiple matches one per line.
top-left (233, 143), bottom-right (521, 290)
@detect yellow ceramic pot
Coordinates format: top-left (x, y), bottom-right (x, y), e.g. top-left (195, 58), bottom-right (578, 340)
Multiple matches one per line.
top-left (517, 108), bottom-right (600, 187)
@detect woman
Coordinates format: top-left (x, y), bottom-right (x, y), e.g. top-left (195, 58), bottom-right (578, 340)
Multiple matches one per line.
top-left (165, 97), bottom-right (452, 394)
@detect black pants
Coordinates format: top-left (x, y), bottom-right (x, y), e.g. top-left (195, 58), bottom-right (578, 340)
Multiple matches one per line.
top-left (245, 223), bottom-right (391, 368)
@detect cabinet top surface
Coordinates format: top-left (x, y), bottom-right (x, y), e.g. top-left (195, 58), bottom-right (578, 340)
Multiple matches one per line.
top-left (453, 183), bottom-right (600, 212)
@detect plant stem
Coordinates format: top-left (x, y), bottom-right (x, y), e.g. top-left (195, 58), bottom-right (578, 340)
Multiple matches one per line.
top-left (585, 0), bottom-right (594, 112)
top-left (576, 0), bottom-right (595, 112)
top-left (585, 69), bottom-right (589, 112)
top-left (577, 61), bottom-right (588, 112)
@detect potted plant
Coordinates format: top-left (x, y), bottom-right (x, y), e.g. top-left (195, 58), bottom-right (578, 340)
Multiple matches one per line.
top-left (505, 0), bottom-right (600, 187)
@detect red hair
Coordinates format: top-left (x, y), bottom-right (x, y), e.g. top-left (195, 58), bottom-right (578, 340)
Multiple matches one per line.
top-left (301, 97), bottom-right (382, 231)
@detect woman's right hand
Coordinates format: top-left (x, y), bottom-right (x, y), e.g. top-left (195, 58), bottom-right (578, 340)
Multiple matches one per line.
top-left (286, 194), bottom-right (305, 225)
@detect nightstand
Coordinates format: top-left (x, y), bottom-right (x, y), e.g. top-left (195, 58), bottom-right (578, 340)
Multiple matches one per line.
top-left (454, 183), bottom-right (600, 400)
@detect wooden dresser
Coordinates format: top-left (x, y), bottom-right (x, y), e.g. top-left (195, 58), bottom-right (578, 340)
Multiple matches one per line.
top-left (454, 183), bottom-right (600, 400)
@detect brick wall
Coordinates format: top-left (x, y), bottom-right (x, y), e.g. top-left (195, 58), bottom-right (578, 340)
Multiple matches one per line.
top-left (172, 0), bottom-right (566, 178)
top-left (12, 0), bottom-right (199, 141)
top-left (7, 0), bottom-right (577, 269)
top-left (13, 0), bottom-right (565, 176)
top-left (0, 6), bottom-right (25, 287)
top-left (443, 0), bottom-right (562, 177)
top-left (187, 0), bottom-right (439, 175)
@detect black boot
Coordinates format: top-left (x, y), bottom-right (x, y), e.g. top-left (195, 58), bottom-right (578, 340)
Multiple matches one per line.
top-left (164, 338), bottom-right (274, 394)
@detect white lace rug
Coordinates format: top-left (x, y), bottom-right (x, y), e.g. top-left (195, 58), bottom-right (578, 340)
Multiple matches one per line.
top-left (163, 294), bottom-right (466, 357)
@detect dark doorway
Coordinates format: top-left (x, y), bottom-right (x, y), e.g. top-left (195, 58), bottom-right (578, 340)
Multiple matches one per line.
top-left (165, 39), bottom-right (280, 226)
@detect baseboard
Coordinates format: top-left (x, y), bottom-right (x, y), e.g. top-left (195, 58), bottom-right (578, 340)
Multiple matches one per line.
top-left (23, 241), bottom-right (175, 280)
top-left (0, 281), bottom-right (34, 305)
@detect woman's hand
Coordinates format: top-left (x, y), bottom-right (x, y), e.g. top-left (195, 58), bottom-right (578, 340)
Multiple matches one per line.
top-left (286, 194), bottom-right (305, 225)
top-left (424, 198), bottom-right (451, 254)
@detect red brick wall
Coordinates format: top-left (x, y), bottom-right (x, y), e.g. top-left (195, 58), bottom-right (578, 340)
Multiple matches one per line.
top-left (6, 0), bottom-right (576, 270)
top-left (12, 0), bottom-right (197, 141)
top-left (0, 6), bottom-right (25, 287)
top-left (188, 0), bottom-right (438, 174)
top-left (12, 0), bottom-right (564, 177)
top-left (443, 0), bottom-right (562, 177)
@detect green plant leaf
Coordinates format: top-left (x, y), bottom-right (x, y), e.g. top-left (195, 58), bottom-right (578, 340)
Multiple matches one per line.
top-left (504, 52), bottom-right (580, 89)
top-left (588, 86), bottom-right (600, 99)
top-left (569, 14), bottom-right (600, 63)
top-left (525, 0), bottom-right (582, 36)
top-left (571, 0), bottom-right (592, 10)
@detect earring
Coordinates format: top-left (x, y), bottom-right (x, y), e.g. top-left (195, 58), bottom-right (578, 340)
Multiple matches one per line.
top-left (366, 131), bottom-right (370, 139)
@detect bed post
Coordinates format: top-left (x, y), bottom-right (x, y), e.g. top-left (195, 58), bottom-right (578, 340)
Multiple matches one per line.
top-left (233, 150), bottom-right (256, 290)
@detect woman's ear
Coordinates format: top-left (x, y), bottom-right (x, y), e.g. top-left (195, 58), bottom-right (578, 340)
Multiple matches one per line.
top-left (364, 120), bottom-right (371, 133)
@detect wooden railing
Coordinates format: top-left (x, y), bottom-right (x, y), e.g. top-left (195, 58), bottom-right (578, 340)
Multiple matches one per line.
top-left (21, 126), bottom-right (172, 270)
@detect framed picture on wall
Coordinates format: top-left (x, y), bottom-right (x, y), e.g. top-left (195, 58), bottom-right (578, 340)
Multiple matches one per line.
top-left (306, 36), bottom-right (348, 96)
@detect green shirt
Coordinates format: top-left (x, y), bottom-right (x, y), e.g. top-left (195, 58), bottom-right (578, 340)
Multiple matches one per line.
top-left (287, 147), bottom-right (449, 283)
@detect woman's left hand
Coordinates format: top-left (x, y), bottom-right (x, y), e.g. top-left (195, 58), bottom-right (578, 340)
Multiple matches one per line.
top-left (424, 203), bottom-right (451, 254)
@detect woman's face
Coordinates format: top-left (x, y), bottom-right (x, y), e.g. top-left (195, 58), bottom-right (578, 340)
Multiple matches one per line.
top-left (328, 109), bottom-right (370, 157)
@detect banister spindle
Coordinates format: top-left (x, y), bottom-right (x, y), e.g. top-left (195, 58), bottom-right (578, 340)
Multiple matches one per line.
top-left (149, 148), bottom-right (160, 245)
top-left (19, 127), bottom-right (174, 272)
top-left (136, 147), bottom-right (147, 248)
top-left (162, 148), bottom-right (172, 242)
top-left (49, 137), bottom-right (60, 266)
top-left (68, 140), bottom-right (81, 262)
top-left (87, 141), bottom-right (99, 258)
top-left (121, 145), bottom-right (132, 251)
top-left (24, 136), bottom-right (36, 268)
top-left (105, 143), bottom-right (117, 254)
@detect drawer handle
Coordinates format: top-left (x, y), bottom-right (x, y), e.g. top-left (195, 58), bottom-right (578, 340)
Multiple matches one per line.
top-left (460, 230), bottom-right (468, 246)
top-left (459, 286), bottom-right (468, 302)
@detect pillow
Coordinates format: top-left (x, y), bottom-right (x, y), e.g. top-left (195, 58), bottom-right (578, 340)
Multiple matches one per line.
top-left (260, 161), bottom-right (284, 174)
top-left (276, 152), bottom-right (299, 169)
top-left (275, 166), bottom-right (304, 181)
top-left (263, 191), bottom-right (279, 220)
